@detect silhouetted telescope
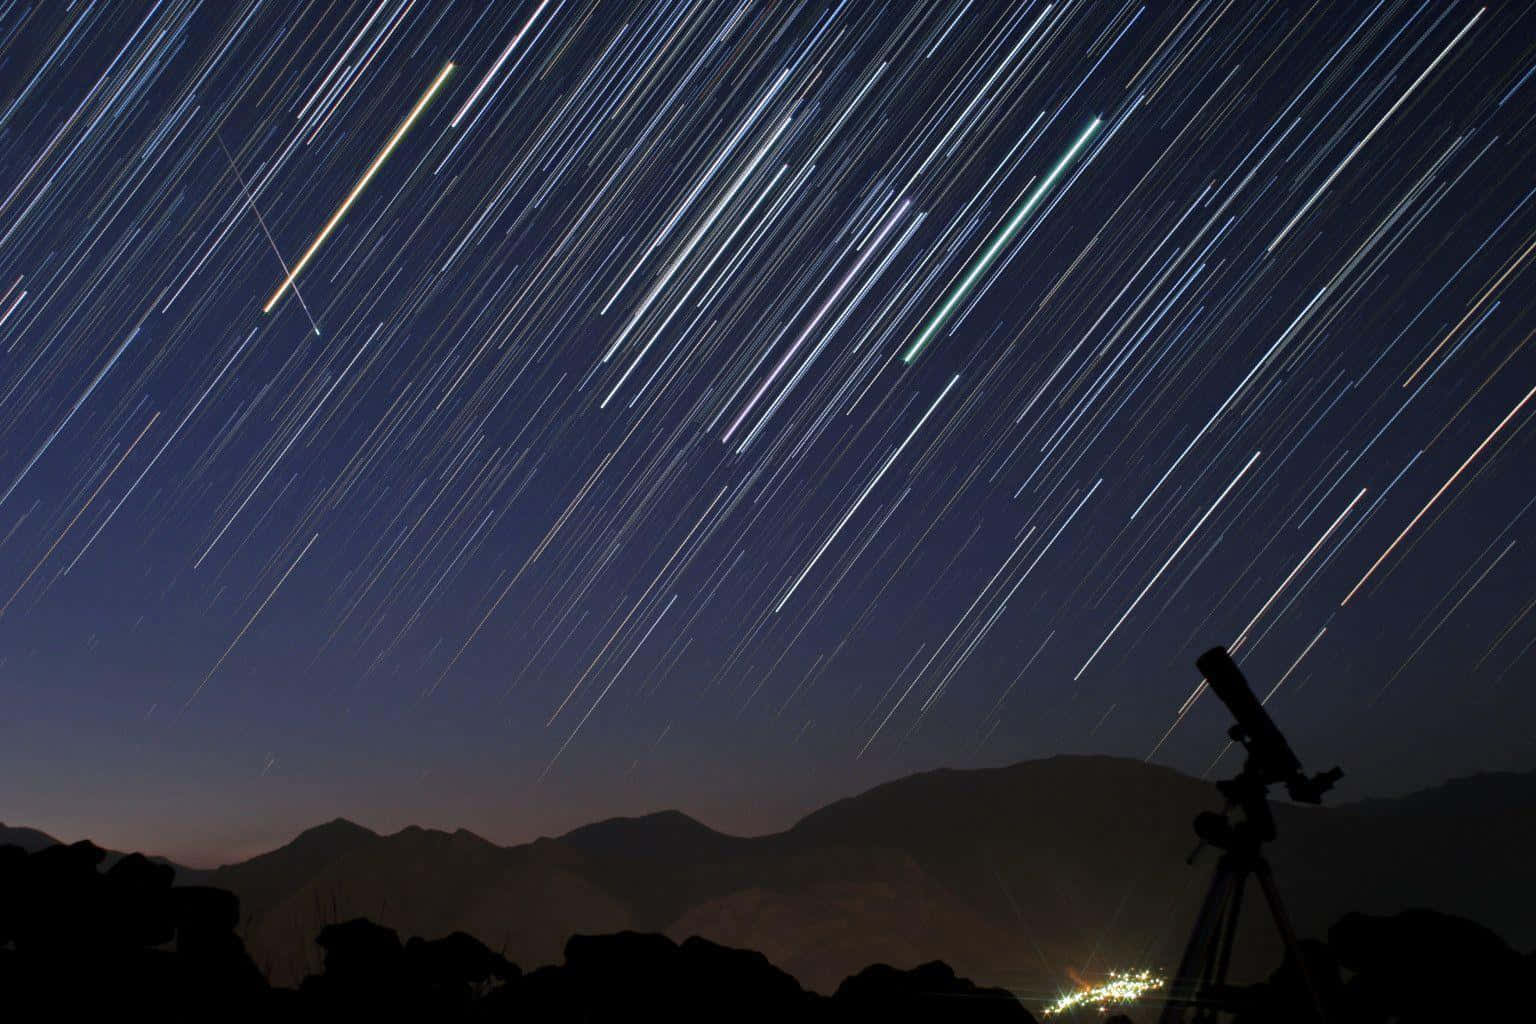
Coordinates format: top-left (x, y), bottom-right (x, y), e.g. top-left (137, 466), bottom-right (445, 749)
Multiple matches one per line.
top-left (1196, 646), bottom-right (1342, 804)
top-left (1160, 647), bottom-right (1343, 1024)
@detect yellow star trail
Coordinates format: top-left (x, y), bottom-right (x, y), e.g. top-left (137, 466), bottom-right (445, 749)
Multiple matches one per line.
top-left (263, 61), bottom-right (456, 314)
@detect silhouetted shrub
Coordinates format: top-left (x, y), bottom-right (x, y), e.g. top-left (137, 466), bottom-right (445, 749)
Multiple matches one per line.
top-left (479, 929), bottom-right (819, 1022)
top-left (405, 930), bottom-right (519, 1001)
top-left (0, 841), bottom-right (266, 1017)
top-left (1327, 908), bottom-right (1530, 1022)
top-left (1228, 937), bottom-right (1342, 1024)
top-left (832, 959), bottom-right (1037, 1023)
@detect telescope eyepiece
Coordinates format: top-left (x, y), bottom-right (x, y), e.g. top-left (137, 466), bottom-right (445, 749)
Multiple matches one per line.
top-left (1286, 765), bottom-right (1344, 804)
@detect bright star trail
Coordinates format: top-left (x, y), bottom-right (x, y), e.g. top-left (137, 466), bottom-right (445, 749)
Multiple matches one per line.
top-left (0, 0), bottom-right (1532, 854)
top-left (902, 116), bottom-right (1103, 364)
top-left (262, 60), bottom-right (456, 313)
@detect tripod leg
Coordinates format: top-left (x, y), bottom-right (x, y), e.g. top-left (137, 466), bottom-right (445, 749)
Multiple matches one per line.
top-left (1211, 867), bottom-right (1247, 989)
top-left (1189, 869), bottom-right (1249, 1024)
top-left (1252, 860), bottom-right (1327, 1023)
top-left (1159, 858), bottom-right (1235, 1024)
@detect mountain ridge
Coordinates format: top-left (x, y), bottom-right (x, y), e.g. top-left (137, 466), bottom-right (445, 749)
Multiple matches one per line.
top-left (0, 821), bottom-right (210, 882)
top-left (9, 755), bottom-right (1533, 997)
top-left (216, 757), bottom-right (1536, 991)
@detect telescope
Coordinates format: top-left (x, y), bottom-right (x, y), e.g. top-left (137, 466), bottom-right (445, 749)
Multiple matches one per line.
top-left (1196, 647), bottom-right (1343, 806)
top-left (1159, 646), bottom-right (1343, 1024)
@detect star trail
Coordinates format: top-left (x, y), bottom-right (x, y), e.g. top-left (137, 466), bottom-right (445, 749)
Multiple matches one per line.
top-left (1, 0), bottom-right (1534, 859)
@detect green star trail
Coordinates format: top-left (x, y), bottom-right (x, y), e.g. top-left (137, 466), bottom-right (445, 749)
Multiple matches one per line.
top-left (902, 116), bottom-right (1103, 364)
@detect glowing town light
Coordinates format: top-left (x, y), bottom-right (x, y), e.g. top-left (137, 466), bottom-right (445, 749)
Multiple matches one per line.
top-left (1043, 969), bottom-right (1165, 1016)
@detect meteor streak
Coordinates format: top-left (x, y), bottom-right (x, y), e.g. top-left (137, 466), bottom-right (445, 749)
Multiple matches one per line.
top-left (219, 134), bottom-right (321, 335)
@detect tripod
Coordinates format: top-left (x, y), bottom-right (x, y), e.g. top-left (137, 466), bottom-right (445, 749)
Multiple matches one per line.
top-left (1158, 838), bottom-right (1319, 1021)
top-left (1157, 769), bottom-right (1329, 1024)
top-left (1153, 646), bottom-right (1342, 1022)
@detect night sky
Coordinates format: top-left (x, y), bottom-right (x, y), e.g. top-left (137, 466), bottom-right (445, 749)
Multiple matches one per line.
top-left (2, 0), bottom-right (1534, 867)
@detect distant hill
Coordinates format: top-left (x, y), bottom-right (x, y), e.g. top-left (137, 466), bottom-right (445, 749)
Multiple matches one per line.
top-left (0, 822), bottom-right (208, 883)
top-left (1273, 768), bottom-right (1536, 957)
top-left (0, 822), bottom-right (61, 852)
top-left (1342, 769), bottom-right (1536, 818)
top-left (214, 756), bottom-right (1536, 995)
top-left (10, 755), bottom-right (1533, 1006)
top-left (204, 756), bottom-right (1536, 994)
top-left (212, 816), bottom-right (382, 925)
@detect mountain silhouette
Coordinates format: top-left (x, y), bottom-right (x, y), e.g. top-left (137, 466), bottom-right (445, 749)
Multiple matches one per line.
top-left (1268, 767), bottom-right (1536, 957)
top-left (0, 823), bottom-right (61, 852)
top-left (204, 755), bottom-right (1536, 992)
top-left (558, 808), bottom-right (744, 857)
top-left (1344, 768), bottom-right (1536, 817)
top-left (13, 754), bottom-right (1533, 1001)
top-left (0, 822), bottom-right (207, 882)
top-left (8, 832), bottom-right (1526, 1020)
top-left (212, 817), bottom-right (381, 923)
top-left (0, 839), bottom-right (1047, 1020)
